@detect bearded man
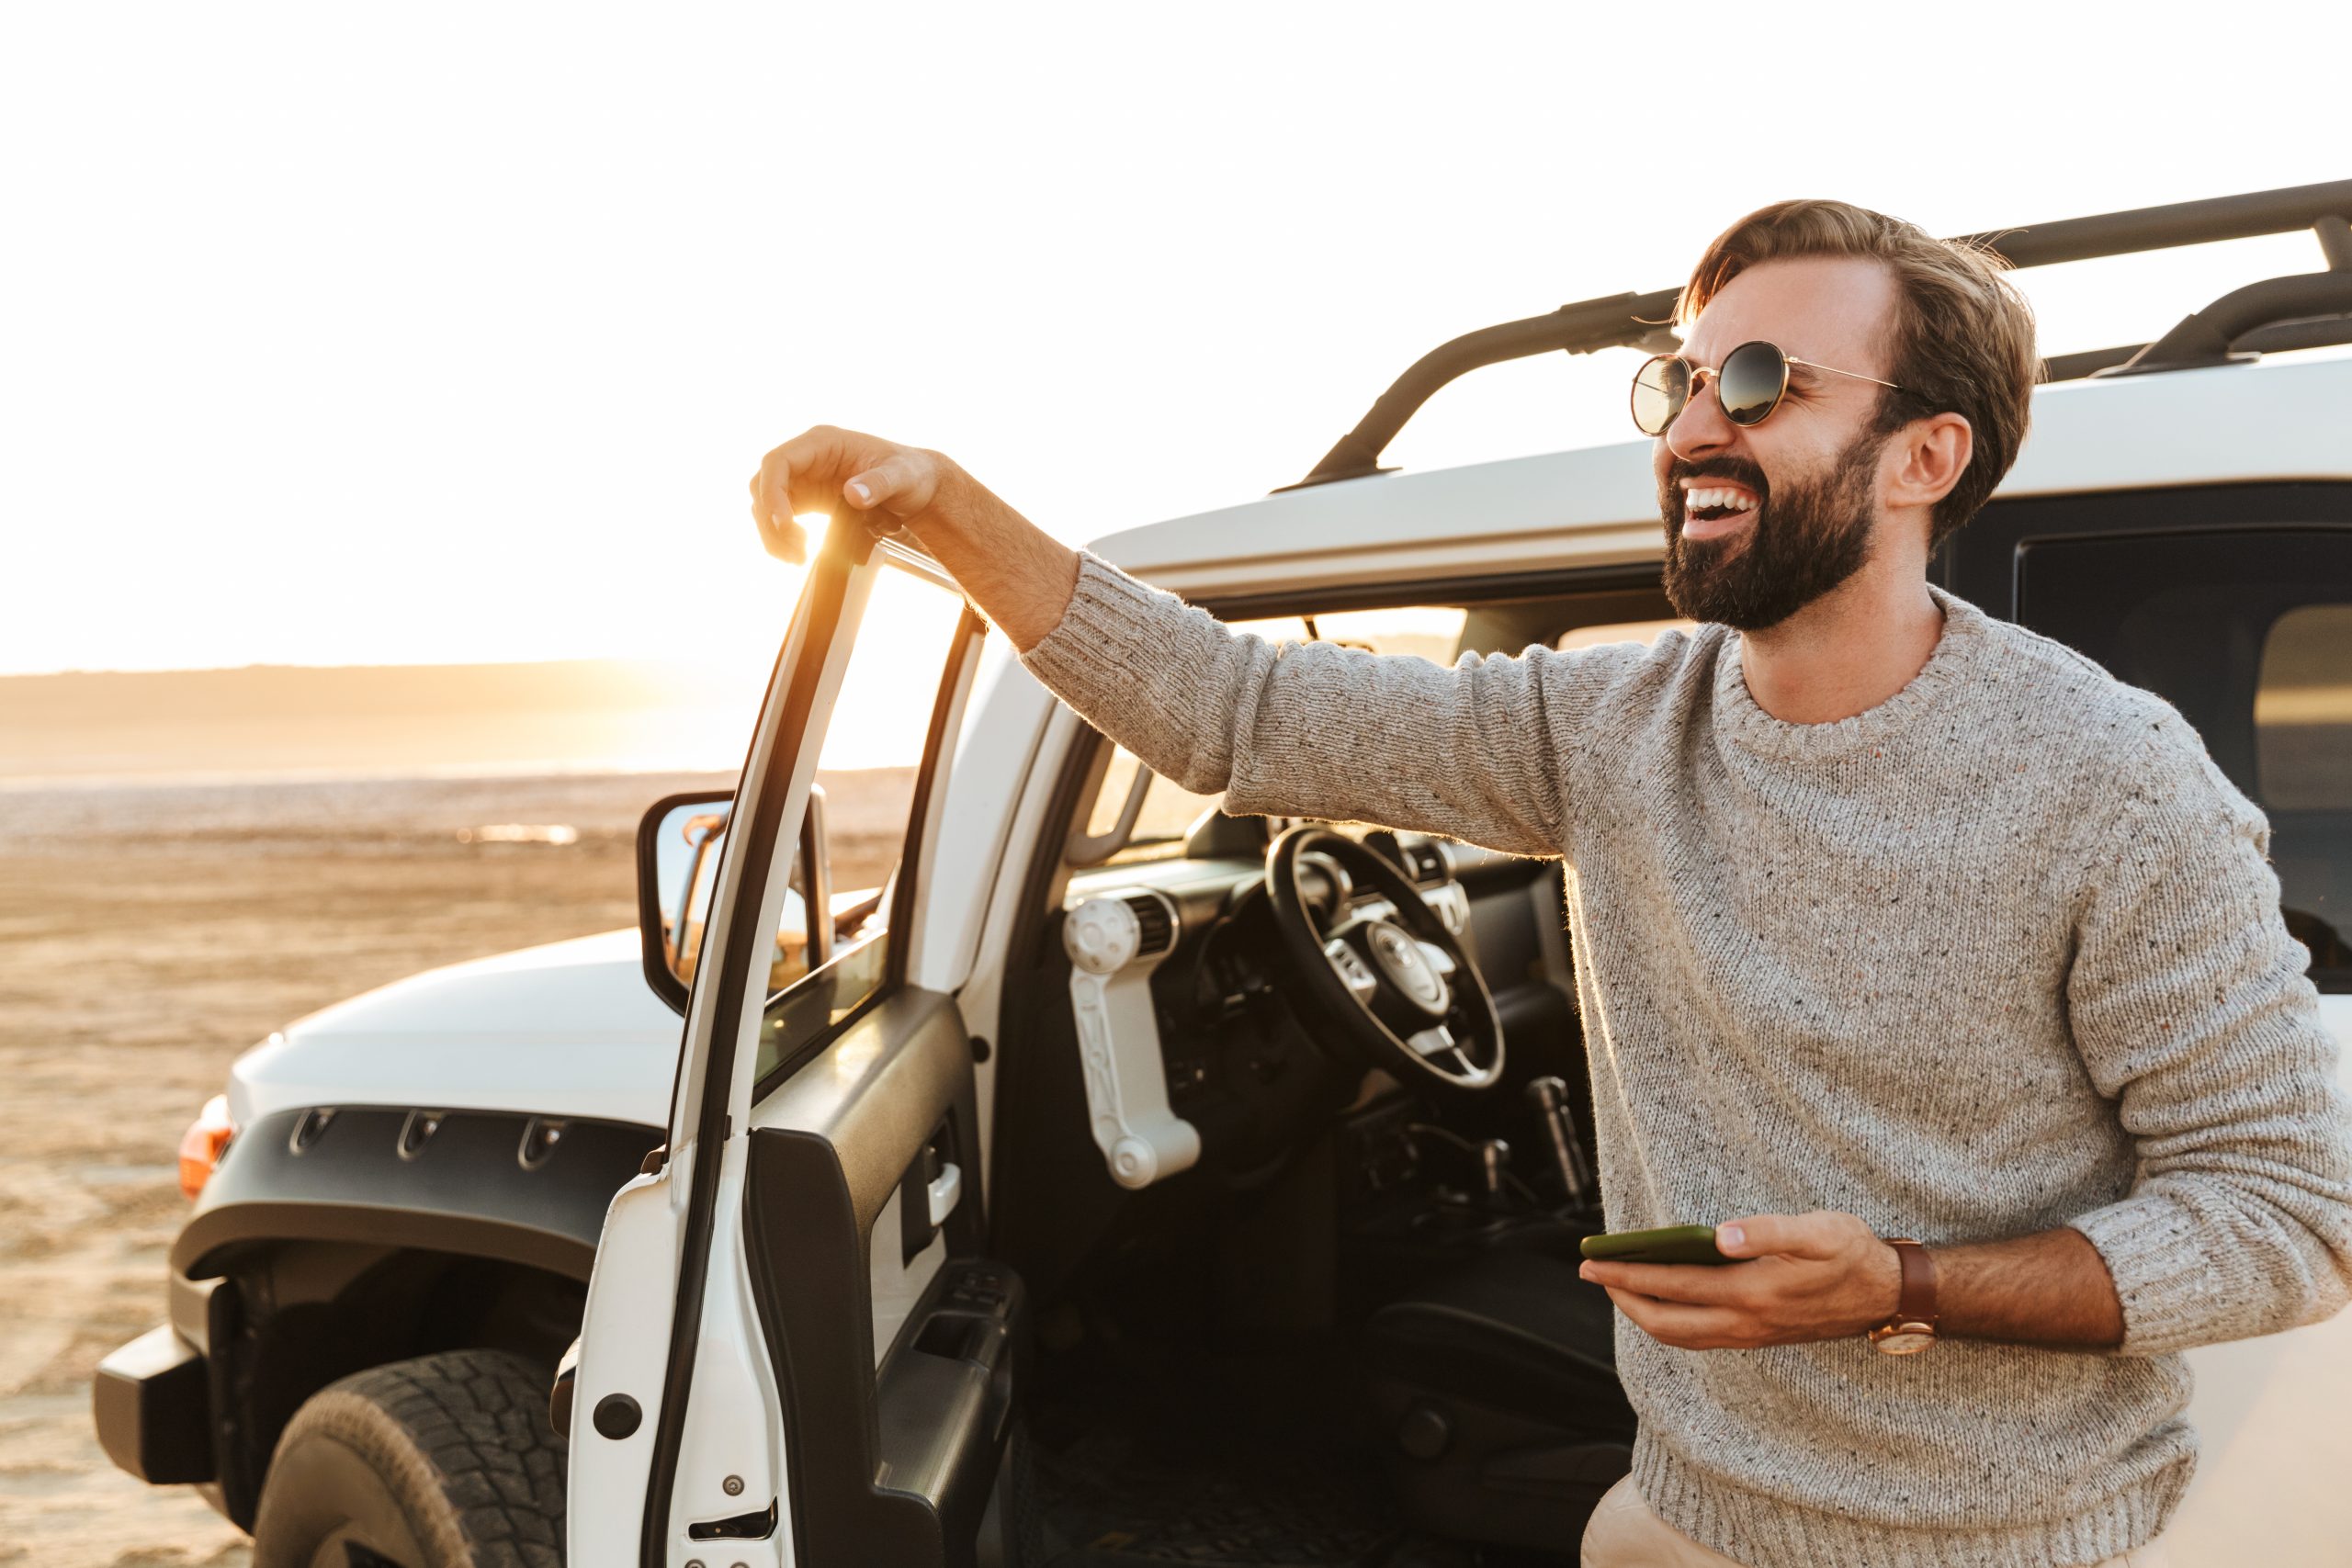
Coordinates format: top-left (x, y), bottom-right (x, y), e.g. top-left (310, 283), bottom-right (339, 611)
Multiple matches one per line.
top-left (751, 201), bottom-right (2352, 1567)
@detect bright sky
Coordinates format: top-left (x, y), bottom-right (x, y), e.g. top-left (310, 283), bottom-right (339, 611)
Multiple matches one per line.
top-left (3, 4), bottom-right (2342, 683)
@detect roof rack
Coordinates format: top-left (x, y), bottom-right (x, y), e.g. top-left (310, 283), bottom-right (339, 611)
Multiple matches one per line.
top-left (1292, 179), bottom-right (2352, 489)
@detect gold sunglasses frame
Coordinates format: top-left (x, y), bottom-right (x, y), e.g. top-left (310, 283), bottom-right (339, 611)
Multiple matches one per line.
top-left (1631, 339), bottom-right (1906, 436)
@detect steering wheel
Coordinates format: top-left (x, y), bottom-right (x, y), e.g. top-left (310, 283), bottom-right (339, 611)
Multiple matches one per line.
top-left (1264, 825), bottom-right (1506, 1097)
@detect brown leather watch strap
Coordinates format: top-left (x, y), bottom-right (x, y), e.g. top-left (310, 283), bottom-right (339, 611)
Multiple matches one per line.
top-left (1889, 1237), bottom-right (1938, 1328)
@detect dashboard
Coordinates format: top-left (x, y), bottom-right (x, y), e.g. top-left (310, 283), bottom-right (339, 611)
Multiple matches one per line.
top-left (1058, 827), bottom-right (1577, 1190)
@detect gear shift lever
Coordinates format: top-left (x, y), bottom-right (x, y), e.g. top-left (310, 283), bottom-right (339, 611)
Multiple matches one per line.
top-left (1525, 1077), bottom-right (1594, 1210)
top-left (1479, 1138), bottom-right (1510, 1202)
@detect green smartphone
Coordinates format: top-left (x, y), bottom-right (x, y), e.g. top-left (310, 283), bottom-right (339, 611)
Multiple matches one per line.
top-left (1580, 1224), bottom-right (1733, 1267)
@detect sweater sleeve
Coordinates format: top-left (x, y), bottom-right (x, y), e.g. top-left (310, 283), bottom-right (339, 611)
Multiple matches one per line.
top-left (1018, 552), bottom-right (1607, 857)
top-left (2065, 721), bottom-right (2352, 1356)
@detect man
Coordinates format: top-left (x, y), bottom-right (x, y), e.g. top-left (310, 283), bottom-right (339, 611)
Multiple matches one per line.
top-left (751, 202), bottom-right (2352, 1567)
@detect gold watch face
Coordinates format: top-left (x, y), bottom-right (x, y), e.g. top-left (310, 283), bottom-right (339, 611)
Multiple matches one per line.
top-left (1874, 1325), bottom-right (1936, 1355)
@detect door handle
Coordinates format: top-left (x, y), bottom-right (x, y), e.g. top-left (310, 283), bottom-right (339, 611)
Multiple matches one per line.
top-left (926, 1162), bottom-right (962, 1227)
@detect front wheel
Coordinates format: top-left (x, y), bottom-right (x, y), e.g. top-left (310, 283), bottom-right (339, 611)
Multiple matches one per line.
top-left (252, 1349), bottom-right (565, 1568)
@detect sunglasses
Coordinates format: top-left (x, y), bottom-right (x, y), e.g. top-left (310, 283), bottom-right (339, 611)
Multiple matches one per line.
top-left (1631, 339), bottom-right (1905, 436)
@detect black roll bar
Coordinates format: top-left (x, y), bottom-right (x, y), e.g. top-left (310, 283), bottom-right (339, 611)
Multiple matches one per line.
top-left (2118, 270), bottom-right (2352, 375)
top-left (1293, 179), bottom-right (2352, 489)
top-left (1287, 289), bottom-right (1683, 491)
top-left (1954, 180), bottom-right (2352, 268)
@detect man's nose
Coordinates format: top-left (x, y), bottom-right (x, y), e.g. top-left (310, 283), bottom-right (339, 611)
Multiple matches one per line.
top-left (1665, 373), bottom-right (1739, 463)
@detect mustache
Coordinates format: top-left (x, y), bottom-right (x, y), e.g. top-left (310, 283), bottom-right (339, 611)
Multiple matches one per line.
top-left (1664, 456), bottom-right (1771, 508)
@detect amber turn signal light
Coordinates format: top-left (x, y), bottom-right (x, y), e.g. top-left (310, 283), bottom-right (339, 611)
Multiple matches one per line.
top-left (178, 1094), bottom-right (235, 1201)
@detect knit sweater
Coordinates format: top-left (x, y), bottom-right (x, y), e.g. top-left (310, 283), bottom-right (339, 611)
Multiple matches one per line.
top-left (1019, 552), bottom-right (2352, 1568)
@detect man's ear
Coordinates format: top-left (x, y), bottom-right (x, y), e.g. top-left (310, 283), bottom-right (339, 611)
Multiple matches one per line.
top-left (1886, 412), bottom-right (1973, 512)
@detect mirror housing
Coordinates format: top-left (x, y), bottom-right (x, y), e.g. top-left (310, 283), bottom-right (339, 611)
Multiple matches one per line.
top-left (634, 786), bottom-right (831, 1017)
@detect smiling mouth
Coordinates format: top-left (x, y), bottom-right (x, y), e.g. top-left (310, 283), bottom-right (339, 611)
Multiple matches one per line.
top-left (1681, 479), bottom-right (1760, 525)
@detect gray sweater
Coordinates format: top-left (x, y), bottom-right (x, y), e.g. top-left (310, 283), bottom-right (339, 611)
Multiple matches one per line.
top-left (1021, 553), bottom-right (2352, 1568)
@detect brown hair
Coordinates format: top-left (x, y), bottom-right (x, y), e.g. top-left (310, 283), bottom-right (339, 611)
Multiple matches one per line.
top-left (1679, 200), bottom-right (2038, 549)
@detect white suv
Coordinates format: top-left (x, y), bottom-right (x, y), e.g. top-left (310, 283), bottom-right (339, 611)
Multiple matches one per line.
top-left (97, 181), bottom-right (2352, 1568)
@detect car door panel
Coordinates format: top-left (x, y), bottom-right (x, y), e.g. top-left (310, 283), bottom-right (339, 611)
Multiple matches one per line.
top-left (571, 522), bottom-right (1012, 1568)
top-left (570, 539), bottom-right (863, 1566)
top-left (742, 987), bottom-right (1012, 1568)
top-left (627, 552), bottom-right (874, 1567)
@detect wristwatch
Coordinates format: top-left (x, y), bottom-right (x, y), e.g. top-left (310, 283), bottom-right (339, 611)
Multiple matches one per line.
top-left (1869, 1238), bottom-right (1939, 1355)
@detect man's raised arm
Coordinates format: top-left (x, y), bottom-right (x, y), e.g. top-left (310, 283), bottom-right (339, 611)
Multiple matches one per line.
top-left (750, 426), bottom-right (1585, 856)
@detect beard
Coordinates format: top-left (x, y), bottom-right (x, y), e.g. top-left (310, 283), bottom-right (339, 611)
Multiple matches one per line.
top-left (1657, 429), bottom-right (1886, 631)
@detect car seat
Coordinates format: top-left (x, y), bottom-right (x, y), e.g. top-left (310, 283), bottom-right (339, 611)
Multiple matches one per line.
top-left (1360, 1247), bottom-right (1636, 1553)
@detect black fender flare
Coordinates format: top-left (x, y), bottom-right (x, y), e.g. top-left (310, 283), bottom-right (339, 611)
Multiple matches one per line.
top-left (174, 1105), bottom-right (663, 1284)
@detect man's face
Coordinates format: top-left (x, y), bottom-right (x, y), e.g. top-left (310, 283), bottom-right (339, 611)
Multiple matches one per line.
top-left (1651, 255), bottom-right (1900, 630)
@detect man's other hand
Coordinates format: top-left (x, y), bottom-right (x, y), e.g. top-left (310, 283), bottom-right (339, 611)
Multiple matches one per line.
top-left (1579, 1211), bottom-right (1902, 1349)
top-left (749, 425), bottom-right (1080, 651)
top-left (749, 426), bottom-right (971, 560)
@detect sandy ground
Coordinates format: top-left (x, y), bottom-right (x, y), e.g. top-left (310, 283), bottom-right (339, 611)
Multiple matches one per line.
top-left (0, 772), bottom-right (744, 1565)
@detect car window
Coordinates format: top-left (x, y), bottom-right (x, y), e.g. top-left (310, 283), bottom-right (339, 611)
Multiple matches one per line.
top-left (2018, 529), bottom-right (2352, 988)
top-left (2256, 604), bottom-right (2352, 810)
top-left (753, 564), bottom-right (974, 1082)
top-left (1078, 606), bottom-right (1468, 862)
top-left (1084, 746), bottom-right (1226, 861)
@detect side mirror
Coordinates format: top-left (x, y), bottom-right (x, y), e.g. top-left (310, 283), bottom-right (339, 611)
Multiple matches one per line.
top-left (634, 785), bottom-right (831, 1017)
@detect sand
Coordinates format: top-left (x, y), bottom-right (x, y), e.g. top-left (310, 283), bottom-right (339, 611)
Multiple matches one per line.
top-left (0, 770), bottom-right (779, 1565)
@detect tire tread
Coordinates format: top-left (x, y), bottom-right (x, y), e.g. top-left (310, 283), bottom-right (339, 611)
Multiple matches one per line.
top-left (255, 1348), bottom-right (566, 1568)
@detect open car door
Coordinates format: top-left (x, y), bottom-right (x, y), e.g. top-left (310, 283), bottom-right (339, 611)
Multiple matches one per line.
top-left (569, 516), bottom-right (1015, 1567)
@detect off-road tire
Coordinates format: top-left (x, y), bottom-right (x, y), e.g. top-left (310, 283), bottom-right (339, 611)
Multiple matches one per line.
top-left (252, 1348), bottom-right (566, 1568)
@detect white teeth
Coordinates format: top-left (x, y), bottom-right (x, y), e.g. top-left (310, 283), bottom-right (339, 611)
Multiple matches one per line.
top-left (1684, 484), bottom-right (1755, 513)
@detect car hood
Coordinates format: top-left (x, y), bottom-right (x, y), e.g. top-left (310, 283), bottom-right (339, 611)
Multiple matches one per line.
top-left (228, 928), bottom-right (682, 1128)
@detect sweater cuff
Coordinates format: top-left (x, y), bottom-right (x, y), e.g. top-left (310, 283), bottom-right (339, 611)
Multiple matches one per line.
top-left (2070, 1196), bottom-right (2214, 1356)
top-left (1018, 551), bottom-right (1170, 716)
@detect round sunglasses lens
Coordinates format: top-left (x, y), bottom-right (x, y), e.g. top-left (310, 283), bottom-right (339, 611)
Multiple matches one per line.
top-left (1632, 356), bottom-right (1689, 434)
top-left (1717, 342), bottom-right (1787, 425)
